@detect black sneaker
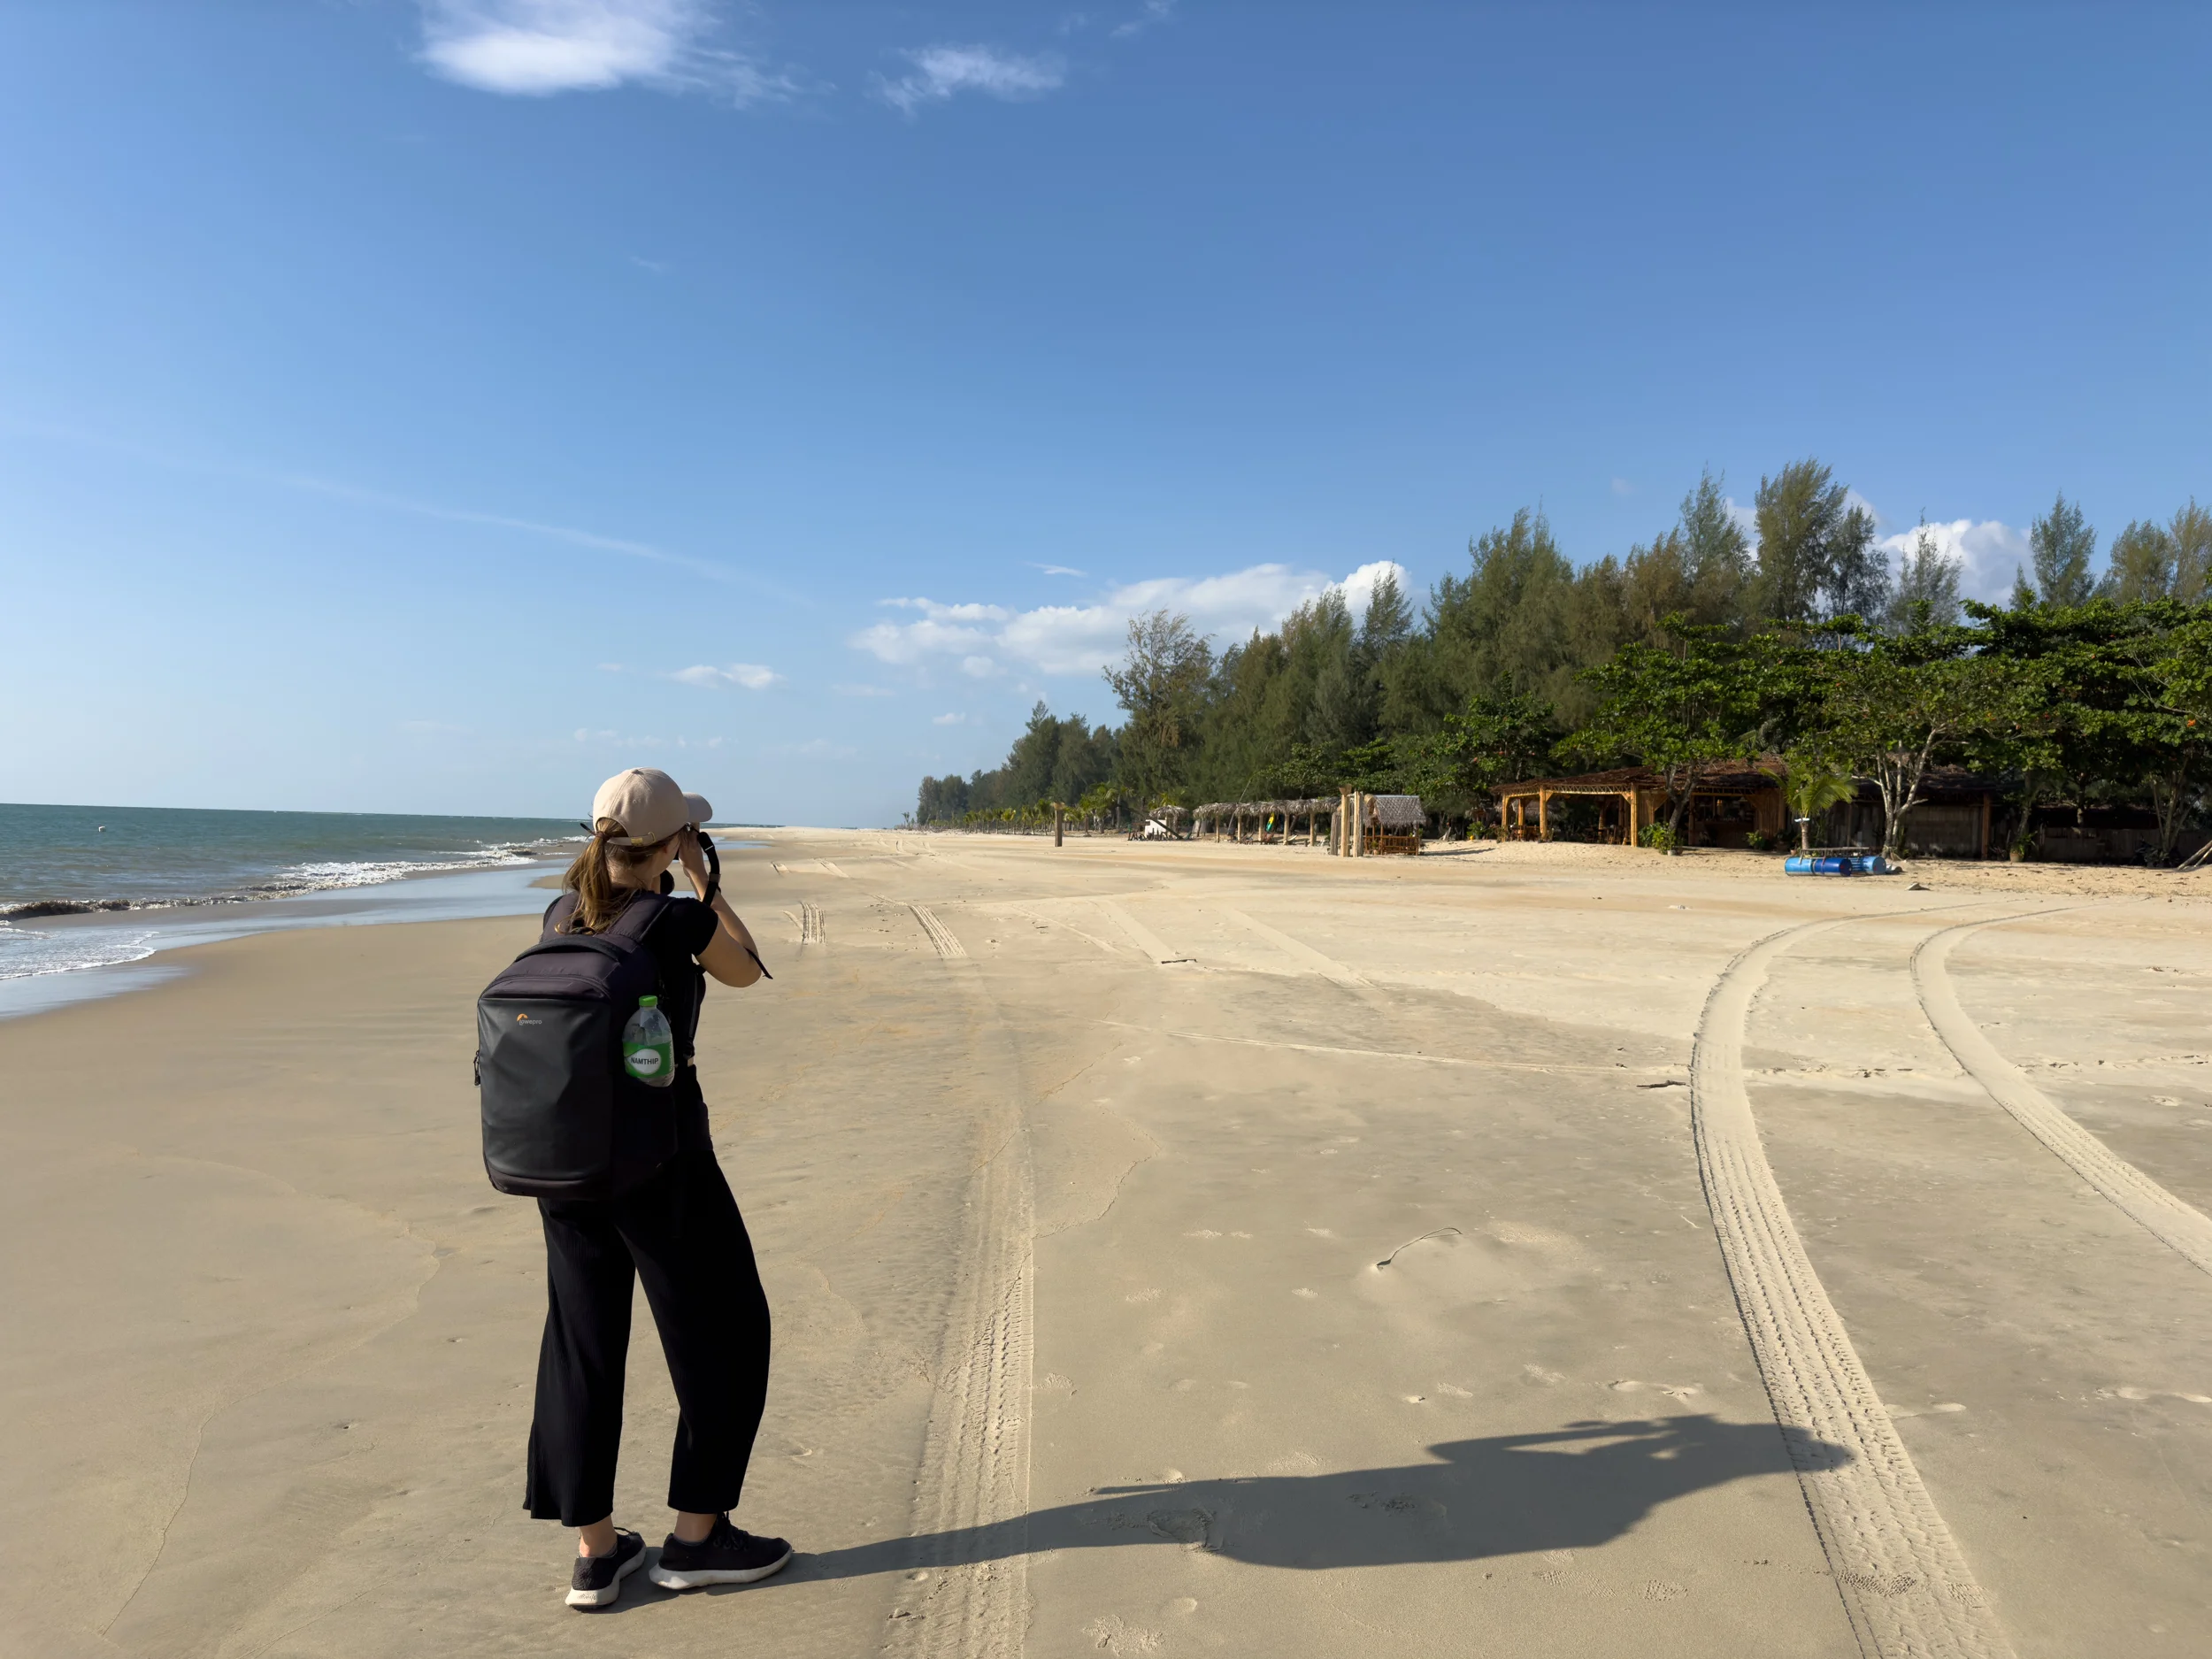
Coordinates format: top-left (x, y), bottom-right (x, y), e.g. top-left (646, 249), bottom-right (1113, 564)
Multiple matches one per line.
top-left (649, 1515), bottom-right (793, 1590)
top-left (566, 1528), bottom-right (648, 1609)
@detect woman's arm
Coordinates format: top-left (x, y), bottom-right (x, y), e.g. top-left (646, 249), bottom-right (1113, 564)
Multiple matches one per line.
top-left (679, 830), bottom-right (764, 987)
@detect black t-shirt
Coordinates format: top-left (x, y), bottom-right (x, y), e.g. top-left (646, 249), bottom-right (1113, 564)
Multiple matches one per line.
top-left (641, 895), bottom-right (718, 1149)
top-left (546, 890), bottom-right (721, 1149)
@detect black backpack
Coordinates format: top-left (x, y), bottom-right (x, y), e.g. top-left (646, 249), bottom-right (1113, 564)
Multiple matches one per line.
top-left (474, 892), bottom-right (682, 1201)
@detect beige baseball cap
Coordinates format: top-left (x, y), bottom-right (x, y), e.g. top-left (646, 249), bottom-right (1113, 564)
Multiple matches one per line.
top-left (591, 768), bottom-right (714, 846)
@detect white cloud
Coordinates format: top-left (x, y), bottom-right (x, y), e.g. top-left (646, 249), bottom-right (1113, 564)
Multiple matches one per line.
top-left (932, 711), bottom-right (969, 726)
top-left (1721, 493), bottom-right (2027, 604)
top-left (572, 727), bottom-right (725, 749)
top-left (1610, 477), bottom-right (1634, 496)
top-left (418, 0), bottom-right (793, 101)
top-left (1029, 562), bottom-right (1088, 577)
top-left (1338, 560), bottom-right (1412, 619)
top-left (1877, 518), bottom-right (2029, 603)
top-left (1724, 495), bottom-right (1760, 543)
top-left (671, 662), bottom-right (782, 689)
top-left (848, 599), bottom-right (1006, 666)
top-left (767, 738), bottom-right (858, 757)
top-left (1111, 0), bottom-right (1176, 38)
top-left (850, 560), bottom-right (1412, 680)
top-left (876, 44), bottom-right (1065, 114)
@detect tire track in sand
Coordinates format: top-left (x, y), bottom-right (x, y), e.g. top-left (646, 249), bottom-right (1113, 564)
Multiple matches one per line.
top-left (1696, 918), bottom-right (2015, 1659)
top-left (909, 903), bottom-right (968, 961)
top-left (1211, 905), bottom-right (1366, 987)
top-left (1092, 898), bottom-right (1191, 966)
top-left (1913, 915), bottom-right (2212, 1276)
top-left (886, 899), bottom-right (1032, 1657)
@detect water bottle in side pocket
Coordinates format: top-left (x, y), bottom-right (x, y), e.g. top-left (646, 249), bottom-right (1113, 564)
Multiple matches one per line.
top-left (621, 995), bottom-right (676, 1087)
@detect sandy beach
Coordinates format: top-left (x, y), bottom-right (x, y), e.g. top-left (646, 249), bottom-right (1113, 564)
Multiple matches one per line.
top-left (5, 833), bottom-right (2208, 1658)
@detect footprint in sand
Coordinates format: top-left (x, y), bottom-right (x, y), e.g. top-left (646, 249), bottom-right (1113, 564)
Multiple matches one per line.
top-left (1609, 1379), bottom-right (1705, 1400)
top-left (2097, 1386), bottom-right (2212, 1405)
top-left (1081, 1614), bottom-right (1164, 1655)
top-left (1359, 1225), bottom-right (1597, 1317)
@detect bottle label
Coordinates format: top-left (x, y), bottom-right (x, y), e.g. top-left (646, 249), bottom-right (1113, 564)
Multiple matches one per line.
top-left (625, 1046), bottom-right (666, 1079)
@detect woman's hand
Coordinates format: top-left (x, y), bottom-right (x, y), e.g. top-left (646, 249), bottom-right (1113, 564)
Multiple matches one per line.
top-left (679, 826), bottom-right (764, 987)
top-left (677, 826), bottom-right (714, 898)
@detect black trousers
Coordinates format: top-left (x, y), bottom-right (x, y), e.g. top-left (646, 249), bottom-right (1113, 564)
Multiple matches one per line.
top-left (525, 1148), bottom-right (772, 1525)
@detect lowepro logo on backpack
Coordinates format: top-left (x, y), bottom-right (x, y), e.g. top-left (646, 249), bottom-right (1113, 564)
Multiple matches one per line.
top-left (473, 892), bottom-right (681, 1201)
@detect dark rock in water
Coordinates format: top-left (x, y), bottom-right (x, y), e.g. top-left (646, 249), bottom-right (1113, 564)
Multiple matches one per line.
top-left (2, 899), bottom-right (132, 919)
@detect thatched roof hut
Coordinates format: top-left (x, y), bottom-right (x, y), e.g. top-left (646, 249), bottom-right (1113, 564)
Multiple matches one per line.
top-left (1193, 797), bottom-right (1338, 844)
top-left (1370, 794), bottom-right (1425, 832)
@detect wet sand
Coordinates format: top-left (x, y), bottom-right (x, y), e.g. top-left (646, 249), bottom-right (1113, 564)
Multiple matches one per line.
top-left (4, 833), bottom-right (2208, 1657)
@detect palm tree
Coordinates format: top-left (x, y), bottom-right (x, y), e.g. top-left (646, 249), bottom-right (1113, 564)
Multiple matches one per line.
top-left (1782, 758), bottom-right (1857, 852)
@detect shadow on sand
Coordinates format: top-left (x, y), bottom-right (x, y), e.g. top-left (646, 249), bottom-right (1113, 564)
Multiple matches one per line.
top-left (610, 1414), bottom-right (1840, 1602)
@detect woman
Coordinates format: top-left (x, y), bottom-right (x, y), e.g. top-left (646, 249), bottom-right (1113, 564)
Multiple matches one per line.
top-left (528, 767), bottom-right (790, 1609)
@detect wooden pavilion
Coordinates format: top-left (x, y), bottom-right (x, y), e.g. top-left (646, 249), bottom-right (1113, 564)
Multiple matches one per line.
top-left (1495, 765), bottom-right (1786, 847)
top-left (1496, 764), bottom-right (2006, 856)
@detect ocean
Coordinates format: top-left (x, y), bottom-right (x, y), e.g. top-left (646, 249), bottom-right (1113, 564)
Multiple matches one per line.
top-left (0, 802), bottom-right (580, 915)
top-left (0, 802), bottom-right (583, 1010)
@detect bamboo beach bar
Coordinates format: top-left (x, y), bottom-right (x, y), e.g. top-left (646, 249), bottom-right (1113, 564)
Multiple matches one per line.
top-left (1192, 792), bottom-right (1427, 856)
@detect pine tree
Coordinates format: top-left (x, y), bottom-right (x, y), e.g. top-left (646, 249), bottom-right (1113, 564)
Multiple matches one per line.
top-left (2027, 492), bottom-right (2098, 607)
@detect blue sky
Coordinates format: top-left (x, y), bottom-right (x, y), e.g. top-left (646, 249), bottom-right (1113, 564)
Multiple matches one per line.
top-left (2, 2), bottom-right (2206, 826)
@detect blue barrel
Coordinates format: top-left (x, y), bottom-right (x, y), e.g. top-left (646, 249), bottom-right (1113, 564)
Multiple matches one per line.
top-left (1785, 852), bottom-right (1886, 876)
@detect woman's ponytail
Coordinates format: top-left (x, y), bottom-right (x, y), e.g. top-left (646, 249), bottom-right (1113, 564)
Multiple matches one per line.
top-left (561, 823), bottom-right (622, 933)
top-left (559, 819), bottom-right (679, 932)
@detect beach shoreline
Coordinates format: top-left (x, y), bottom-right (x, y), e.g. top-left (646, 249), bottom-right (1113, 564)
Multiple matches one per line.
top-left (6, 830), bottom-right (2207, 1657)
top-left (0, 861), bottom-right (567, 1021)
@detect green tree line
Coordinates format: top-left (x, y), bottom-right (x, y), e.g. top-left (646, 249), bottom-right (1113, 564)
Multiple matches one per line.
top-left (912, 462), bottom-right (2210, 858)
